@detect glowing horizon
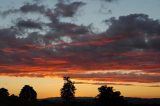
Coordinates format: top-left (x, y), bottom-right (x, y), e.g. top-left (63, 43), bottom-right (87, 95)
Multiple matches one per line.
top-left (0, 76), bottom-right (160, 99)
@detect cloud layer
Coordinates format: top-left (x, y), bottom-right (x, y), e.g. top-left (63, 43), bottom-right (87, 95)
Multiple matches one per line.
top-left (0, 0), bottom-right (160, 85)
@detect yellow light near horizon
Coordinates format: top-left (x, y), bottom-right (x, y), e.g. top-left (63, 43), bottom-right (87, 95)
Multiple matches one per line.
top-left (0, 76), bottom-right (64, 98)
top-left (0, 76), bottom-right (160, 99)
top-left (114, 85), bottom-right (160, 98)
top-left (75, 84), bottom-right (98, 97)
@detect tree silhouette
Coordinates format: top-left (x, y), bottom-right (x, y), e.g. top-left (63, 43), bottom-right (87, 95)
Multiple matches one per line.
top-left (96, 85), bottom-right (127, 106)
top-left (0, 88), bottom-right (9, 98)
top-left (60, 77), bottom-right (76, 101)
top-left (19, 85), bottom-right (37, 101)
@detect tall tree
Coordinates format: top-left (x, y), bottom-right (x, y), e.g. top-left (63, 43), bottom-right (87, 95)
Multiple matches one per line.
top-left (60, 77), bottom-right (76, 101)
top-left (19, 85), bottom-right (37, 101)
top-left (0, 88), bottom-right (9, 98)
top-left (96, 85), bottom-right (127, 106)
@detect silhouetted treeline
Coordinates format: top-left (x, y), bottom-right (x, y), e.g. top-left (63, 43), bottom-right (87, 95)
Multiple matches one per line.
top-left (96, 85), bottom-right (127, 106)
top-left (19, 85), bottom-right (37, 101)
top-left (0, 77), bottom-right (159, 106)
top-left (0, 85), bottom-right (38, 106)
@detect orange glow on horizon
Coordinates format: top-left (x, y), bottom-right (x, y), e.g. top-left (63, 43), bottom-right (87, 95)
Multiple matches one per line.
top-left (0, 76), bottom-right (160, 99)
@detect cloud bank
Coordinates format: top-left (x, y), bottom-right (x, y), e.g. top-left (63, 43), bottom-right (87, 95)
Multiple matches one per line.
top-left (0, 0), bottom-right (160, 85)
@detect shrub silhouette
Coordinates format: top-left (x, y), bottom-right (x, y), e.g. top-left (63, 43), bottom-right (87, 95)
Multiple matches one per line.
top-left (19, 85), bottom-right (37, 101)
top-left (96, 85), bottom-right (127, 106)
top-left (60, 77), bottom-right (76, 101)
top-left (0, 88), bottom-right (9, 98)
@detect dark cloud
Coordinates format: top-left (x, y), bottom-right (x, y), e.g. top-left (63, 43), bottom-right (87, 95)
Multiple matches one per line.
top-left (56, 71), bottom-right (160, 83)
top-left (16, 19), bottom-right (43, 29)
top-left (0, 3), bottom-right (47, 17)
top-left (54, 1), bottom-right (85, 17)
top-left (105, 14), bottom-right (160, 36)
top-left (0, 28), bottom-right (17, 48)
top-left (101, 0), bottom-right (117, 2)
top-left (0, 14), bottom-right (160, 72)
top-left (48, 22), bottom-right (90, 35)
top-left (104, 14), bottom-right (160, 51)
top-left (20, 3), bottom-right (46, 13)
top-left (0, 2), bottom-right (56, 24)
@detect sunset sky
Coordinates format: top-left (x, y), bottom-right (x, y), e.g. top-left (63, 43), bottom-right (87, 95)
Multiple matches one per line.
top-left (0, 0), bottom-right (160, 99)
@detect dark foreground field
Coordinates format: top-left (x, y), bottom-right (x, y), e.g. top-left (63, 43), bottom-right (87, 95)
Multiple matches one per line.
top-left (0, 97), bottom-right (160, 106)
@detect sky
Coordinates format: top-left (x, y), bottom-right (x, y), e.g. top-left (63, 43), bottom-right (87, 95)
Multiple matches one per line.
top-left (0, 0), bottom-right (160, 98)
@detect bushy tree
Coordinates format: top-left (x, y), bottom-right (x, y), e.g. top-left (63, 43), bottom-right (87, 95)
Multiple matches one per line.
top-left (96, 85), bottom-right (127, 106)
top-left (60, 77), bottom-right (76, 101)
top-left (0, 88), bottom-right (9, 98)
top-left (19, 85), bottom-right (37, 101)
